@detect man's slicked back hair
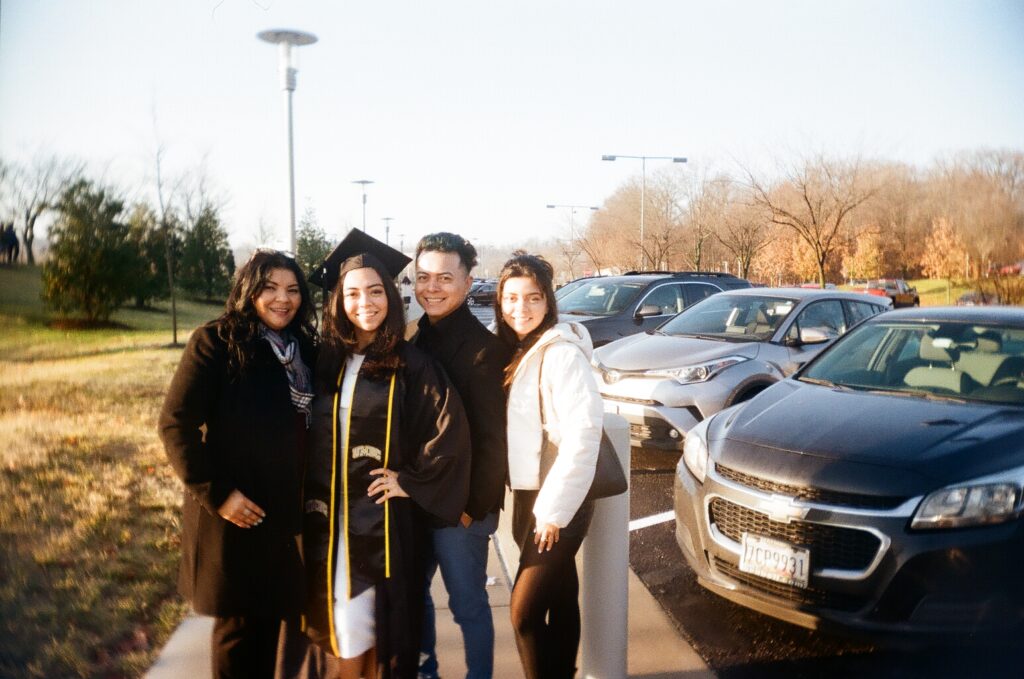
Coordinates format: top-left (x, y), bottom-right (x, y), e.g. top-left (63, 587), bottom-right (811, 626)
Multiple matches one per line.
top-left (415, 232), bottom-right (478, 274)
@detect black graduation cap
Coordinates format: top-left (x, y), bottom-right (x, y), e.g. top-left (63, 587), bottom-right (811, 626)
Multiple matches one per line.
top-left (309, 229), bottom-right (412, 290)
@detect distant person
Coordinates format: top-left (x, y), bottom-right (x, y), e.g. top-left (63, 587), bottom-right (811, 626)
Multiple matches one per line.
top-left (2, 223), bottom-right (19, 264)
top-left (495, 252), bottom-right (603, 679)
top-left (301, 230), bottom-right (470, 679)
top-left (159, 250), bottom-right (317, 678)
top-left (409, 233), bottom-right (511, 679)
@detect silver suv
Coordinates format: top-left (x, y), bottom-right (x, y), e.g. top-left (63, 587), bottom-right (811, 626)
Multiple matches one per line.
top-left (591, 287), bottom-right (890, 452)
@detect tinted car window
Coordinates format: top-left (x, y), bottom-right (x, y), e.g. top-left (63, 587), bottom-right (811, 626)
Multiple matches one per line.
top-left (559, 280), bottom-right (645, 316)
top-left (844, 300), bottom-right (882, 326)
top-left (684, 282), bottom-right (720, 307)
top-left (802, 321), bottom-right (1024, 405)
top-left (788, 300), bottom-right (847, 341)
top-left (659, 294), bottom-right (796, 341)
top-left (638, 284), bottom-right (684, 315)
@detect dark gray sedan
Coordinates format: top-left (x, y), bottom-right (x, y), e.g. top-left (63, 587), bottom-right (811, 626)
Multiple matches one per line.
top-left (675, 306), bottom-right (1024, 638)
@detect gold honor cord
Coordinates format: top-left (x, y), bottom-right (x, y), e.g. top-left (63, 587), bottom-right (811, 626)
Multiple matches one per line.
top-left (325, 366), bottom-right (344, 658)
top-left (383, 372), bottom-right (397, 579)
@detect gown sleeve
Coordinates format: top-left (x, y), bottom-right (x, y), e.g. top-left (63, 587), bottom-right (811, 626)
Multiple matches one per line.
top-left (395, 351), bottom-right (472, 527)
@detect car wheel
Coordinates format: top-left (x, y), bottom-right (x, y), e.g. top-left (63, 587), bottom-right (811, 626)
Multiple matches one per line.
top-left (468, 297), bottom-right (477, 306)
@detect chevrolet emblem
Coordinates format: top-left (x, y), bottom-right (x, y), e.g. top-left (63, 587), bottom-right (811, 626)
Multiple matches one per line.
top-left (758, 494), bottom-right (809, 524)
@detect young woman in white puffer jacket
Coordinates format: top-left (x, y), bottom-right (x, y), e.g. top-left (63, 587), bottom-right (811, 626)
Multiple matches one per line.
top-left (494, 252), bottom-right (604, 679)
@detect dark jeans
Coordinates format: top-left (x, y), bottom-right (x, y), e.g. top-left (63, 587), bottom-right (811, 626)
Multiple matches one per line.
top-left (211, 614), bottom-right (284, 679)
top-left (510, 490), bottom-right (593, 679)
top-left (420, 512), bottom-right (498, 679)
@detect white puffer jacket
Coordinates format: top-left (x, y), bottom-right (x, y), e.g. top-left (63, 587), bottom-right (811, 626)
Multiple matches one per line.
top-left (507, 322), bottom-right (604, 528)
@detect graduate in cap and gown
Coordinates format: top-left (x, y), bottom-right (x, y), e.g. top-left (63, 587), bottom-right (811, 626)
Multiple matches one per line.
top-left (300, 230), bottom-right (471, 679)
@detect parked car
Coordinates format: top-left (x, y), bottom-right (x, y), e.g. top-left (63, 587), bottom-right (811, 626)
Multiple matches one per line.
top-left (467, 280), bottom-right (497, 306)
top-left (558, 271), bottom-right (751, 347)
top-left (674, 306), bottom-right (1024, 638)
top-left (864, 278), bottom-right (919, 308)
top-left (555, 275), bottom-right (597, 301)
top-left (592, 288), bottom-right (889, 452)
top-left (957, 290), bottom-right (1001, 306)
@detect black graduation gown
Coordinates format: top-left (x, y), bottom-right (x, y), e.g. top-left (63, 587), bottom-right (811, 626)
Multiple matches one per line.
top-left (303, 342), bottom-right (470, 678)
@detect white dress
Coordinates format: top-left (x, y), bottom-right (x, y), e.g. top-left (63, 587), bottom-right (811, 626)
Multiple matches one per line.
top-left (332, 353), bottom-right (376, 658)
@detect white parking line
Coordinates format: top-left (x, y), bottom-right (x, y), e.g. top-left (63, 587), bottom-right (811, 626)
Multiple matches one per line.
top-left (628, 510), bottom-right (675, 532)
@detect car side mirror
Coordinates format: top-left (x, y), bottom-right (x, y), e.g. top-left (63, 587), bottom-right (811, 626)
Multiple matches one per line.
top-left (635, 304), bottom-right (662, 318)
top-left (799, 327), bottom-right (832, 345)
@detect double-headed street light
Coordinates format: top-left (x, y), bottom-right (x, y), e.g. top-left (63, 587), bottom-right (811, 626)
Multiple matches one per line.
top-left (547, 204), bottom-right (599, 278)
top-left (258, 28), bottom-right (318, 253)
top-left (602, 154), bottom-right (687, 270)
top-left (352, 179), bottom-right (376, 232)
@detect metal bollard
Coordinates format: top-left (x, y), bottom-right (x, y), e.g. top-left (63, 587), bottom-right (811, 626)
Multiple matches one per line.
top-left (580, 413), bottom-right (630, 679)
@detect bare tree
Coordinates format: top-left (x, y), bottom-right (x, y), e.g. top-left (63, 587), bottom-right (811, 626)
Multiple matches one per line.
top-left (641, 172), bottom-right (687, 270)
top-left (748, 154), bottom-right (877, 287)
top-left (678, 172), bottom-right (734, 271)
top-left (715, 189), bottom-right (772, 279)
top-left (11, 154), bottom-right (84, 264)
top-left (153, 142), bottom-right (184, 345)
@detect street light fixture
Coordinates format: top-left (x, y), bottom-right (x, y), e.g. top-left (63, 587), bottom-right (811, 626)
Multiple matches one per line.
top-left (258, 28), bottom-right (318, 253)
top-left (602, 154), bottom-right (687, 270)
top-left (352, 179), bottom-right (374, 232)
top-left (381, 217), bottom-right (394, 246)
top-left (547, 204), bottom-right (599, 278)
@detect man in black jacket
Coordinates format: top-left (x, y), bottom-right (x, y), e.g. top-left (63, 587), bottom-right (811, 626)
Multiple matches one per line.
top-left (410, 233), bottom-right (511, 679)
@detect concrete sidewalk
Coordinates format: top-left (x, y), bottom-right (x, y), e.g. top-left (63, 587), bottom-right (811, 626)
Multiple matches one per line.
top-left (147, 501), bottom-right (712, 678)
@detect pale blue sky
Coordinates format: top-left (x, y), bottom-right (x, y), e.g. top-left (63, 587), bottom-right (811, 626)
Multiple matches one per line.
top-left (2, 0), bottom-right (1022, 251)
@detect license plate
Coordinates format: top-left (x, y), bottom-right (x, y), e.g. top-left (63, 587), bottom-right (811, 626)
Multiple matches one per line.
top-left (739, 533), bottom-right (810, 589)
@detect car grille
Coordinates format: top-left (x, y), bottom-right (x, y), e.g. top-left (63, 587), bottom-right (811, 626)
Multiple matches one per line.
top-left (708, 498), bottom-right (881, 571)
top-left (713, 557), bottom-right (867, 612)
top-left (715, 464), bottom-right (907, 510)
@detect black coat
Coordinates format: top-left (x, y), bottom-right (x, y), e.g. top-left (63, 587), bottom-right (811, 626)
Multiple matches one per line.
top-left (411, 303), bottom-right (512, 520)
top-left (159, 322), bottom-right (312, 617)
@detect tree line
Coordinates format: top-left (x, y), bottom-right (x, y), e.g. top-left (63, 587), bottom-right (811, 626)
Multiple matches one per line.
top-left (3, 147), bottom-right (1021, 321)
top-left (564, 149), bottom-right (1023, 288)
top-left (1, 155), bottom-right (236, 322)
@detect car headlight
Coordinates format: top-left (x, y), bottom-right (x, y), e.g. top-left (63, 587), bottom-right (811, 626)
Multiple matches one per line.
top-left (682, 419), bottom-right (711, 483)
top-left (911, 473), bottom-right (1022, 530)
top-left (644, 356), bottom-right (749, 385)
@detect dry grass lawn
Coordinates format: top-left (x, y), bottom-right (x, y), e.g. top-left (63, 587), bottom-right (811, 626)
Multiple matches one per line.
top-left (1, 266), bottom-right (220, 678)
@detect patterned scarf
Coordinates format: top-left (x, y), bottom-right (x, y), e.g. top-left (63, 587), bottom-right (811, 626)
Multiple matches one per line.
top-left (261, 325), bottom-right (314, 424)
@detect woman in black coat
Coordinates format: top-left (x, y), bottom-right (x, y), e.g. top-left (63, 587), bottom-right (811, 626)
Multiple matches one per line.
top-left (159, 250), bottom-right (318, 679)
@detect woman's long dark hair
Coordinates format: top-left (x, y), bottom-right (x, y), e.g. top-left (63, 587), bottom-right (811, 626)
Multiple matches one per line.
top-left (218, 250), bottom-right (317, 375)
top-left (495, 251), bottom-right (559, 388)
top-left (317, 258), bottom-right (406, 388)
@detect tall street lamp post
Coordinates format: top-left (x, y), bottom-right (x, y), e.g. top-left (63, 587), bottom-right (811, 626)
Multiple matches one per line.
top-left (547, 204), bottom-right (599, 278)
top-left (352, 179), bottom-right (374, 232)
top-left (258, 29), bottom-right (318, 253)
top-left (381, 217), bottom-right (394, 246)
top-left (602, 154), bottom-right (686, 270)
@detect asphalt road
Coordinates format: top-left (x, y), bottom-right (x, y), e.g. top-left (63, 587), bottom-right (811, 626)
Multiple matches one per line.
top-left (627, 446), bottom-right (1024, 679)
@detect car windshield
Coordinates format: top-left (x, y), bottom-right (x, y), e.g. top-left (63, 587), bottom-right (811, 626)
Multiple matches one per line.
top-left (555, 278), bottom-right (591, 300)
top-left (867, 280), bottom-right (897, 291)
top-left (657, 294), bottom-right (796, 341)
top-left (800, 320), bottom-right (1024, 405)
top-left (557, 280), bottom-right (646, 316)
